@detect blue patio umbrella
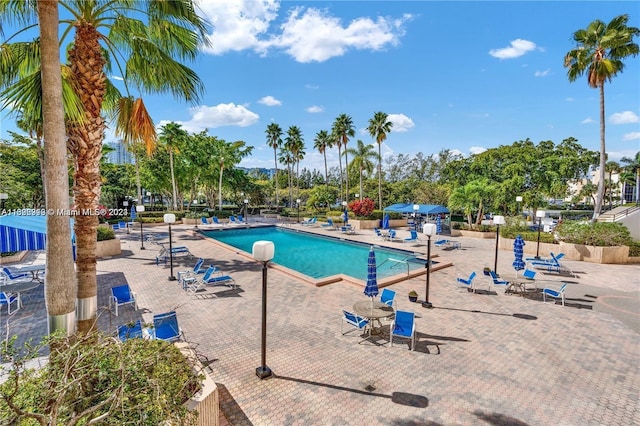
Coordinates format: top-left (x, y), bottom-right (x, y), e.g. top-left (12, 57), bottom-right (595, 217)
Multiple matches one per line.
top-left (382, 213), bottom-right (390, 230)
top-left (436, 215), bottom-right (442, 234)
top-left (364, 247), bottom-right (379, 307)
top-left (343, 210), bottom-right (349, 224)
top-left (130, 205), bottom-right (137, 221)
top-left (513, 235), bottom-right (526, 276)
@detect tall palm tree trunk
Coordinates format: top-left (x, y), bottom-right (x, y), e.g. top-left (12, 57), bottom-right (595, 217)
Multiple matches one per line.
top-left (296, 161), bottom-right (300, 201)
top-left (67, 23), bottom-right (106, 334)
top-left (170, 150), bottom-right (178, 210)
top-left (218, 165), bottom-right (224, 211)
top-left (337, 144), bottom-right (343, 201)
top-left (378, 144), bottom-right (383, 210)
top-left (135, 153), bottom-right (142, 204)
top-left (344, 148), bottom-right (349, 201)
top-left (273, 148), bottom-right (279, 209)
top-left (288, 163), bottom-right (293, 207)
top-left (323, 152), bottom-right (328, 187)
top-left (359, 166), bottom-right (364, 201)
top-left (38, 0), bottom-right (77, 335)
top-left (593, 84), bottom-right (606, 221)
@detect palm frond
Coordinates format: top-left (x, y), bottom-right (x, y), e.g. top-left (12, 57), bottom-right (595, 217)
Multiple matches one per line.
top-left (114, 96), bottom-right (156, 155)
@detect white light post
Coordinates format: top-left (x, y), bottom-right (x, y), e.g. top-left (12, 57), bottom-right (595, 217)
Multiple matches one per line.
top-left (535, 210), bottom-right (546, 259)
top-left (413, 204), bottom-right (420, 231)
top-left (493, 215), bottom-right (506, 274)
top-left (422, 223), bottom-right (437, 308)
top-left (163, 213), bottom-right (176, 280)
top-left (516, 196), bottom-right (523, 217)
top-left (296, 199), bottom-right (301, 223)
top-left (244, 198), bottom-right (249, 224)
top-left (0, 193), bottom-right (8, 210)
top-left (136, 205), bottom-right (146, 249)
top-left (253, 240), bottom-right (275, 379)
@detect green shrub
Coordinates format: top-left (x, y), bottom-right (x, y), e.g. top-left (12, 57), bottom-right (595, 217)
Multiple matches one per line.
top-left (628, 241), bottom-right (640, 257)
top-left (555, 221), bottom-right (632, 247)
top-left (97, 226), bottom-right (115, 241)
top-left (0, 332), bottom-right (202, 425)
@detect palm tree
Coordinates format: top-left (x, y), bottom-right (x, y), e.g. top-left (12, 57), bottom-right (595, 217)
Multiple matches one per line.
top-left (345, 140), bottom-right (378, 201)
top-left (332, 114), bottom-right (355, 202)
top-left (265, 123), bottom-right (283, 209)
top-left (159, 123), bottom-right (188, 210)
top-left (1, 0), bottom-right (209, 333)
top-left (329, 129), bottom-right (343, 200)
top-left (564, 14), bottom-right (639, 221)
top-left (313, 130), bottom-right (330, 187)
top-left (620, 152), bottom-right (640, 205)
top-left (604, 160), bottom-right (620, 210)
top-left (367, 111), bottom-right (393, 209)
top-left (212, 139), bottom-right (253, 211)
top-left (285, 126), bottom-right (304, 202)
top-left (278, 144), bottom-right (294, 207)
top-left (37, 0), bottom-right (77, 335)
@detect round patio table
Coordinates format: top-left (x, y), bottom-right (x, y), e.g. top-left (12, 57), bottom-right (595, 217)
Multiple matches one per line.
top-left (1, 280), bottom-right (41, 308)
top-left (353, 300), bottom-right (395, 335)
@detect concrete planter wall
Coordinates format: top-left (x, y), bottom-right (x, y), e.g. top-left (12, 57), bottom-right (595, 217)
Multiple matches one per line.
top-left (450, 229), bottom-right (462, 237)
top-left (349, 219), bottom-right (380, 230)
top-left (0, 251), bottom-right (28, 264)
top-left (182, 218), bottom-right (199, 225)
top-left (96, 238), bottom-right (121, 257)
top-left (177, 343), bottom-right (220, 426)
top-left (459, 230), bottom-right (495, 239)
top-left (498, 237), bottom-right (631, 264)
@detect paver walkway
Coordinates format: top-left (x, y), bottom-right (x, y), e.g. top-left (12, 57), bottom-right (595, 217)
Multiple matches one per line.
top-left (2, 222), bottom-right (639, 425)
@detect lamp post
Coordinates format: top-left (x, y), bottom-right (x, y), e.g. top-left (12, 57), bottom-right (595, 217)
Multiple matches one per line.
top-left (535, 210), bottom-right (546, 259)
top-left (355, 193), bottom-right (359, 201)
top-left (164, 213), bottom-right (177, 280)
top-left (244, 198), bottom-right (249, 224)
top-left (123, 200), bottom-right (130, 233)
top-left (136, 205), bottom-right (146, 250)
top-left (253, 240), bottom-right (275, 379)
top-left (516, 196), bottom-right (523, 217)
top-left (493, 215), bottom-right (505, 274)
top-left (0, 193), bottom-right (7, 210)
top-left (413, 204), bottom-right (419, 231)
top-left (296, 199), bottom-right (301, 223)
top-left (422, 223), bottom-right (437, 308)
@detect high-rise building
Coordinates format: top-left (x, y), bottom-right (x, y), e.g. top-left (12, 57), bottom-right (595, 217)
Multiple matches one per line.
top-left (104, 140), bottom-right (134, 165)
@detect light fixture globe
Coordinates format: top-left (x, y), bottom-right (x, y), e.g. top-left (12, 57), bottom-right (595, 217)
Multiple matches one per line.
top-left (493, 215), bottom-right (505, 225)
top-left (163, 213), bottom-right (176, 224)
top-left (252, 241), bottom-right (275, 262)
top-left (422, 223), bottom-right (437, 236)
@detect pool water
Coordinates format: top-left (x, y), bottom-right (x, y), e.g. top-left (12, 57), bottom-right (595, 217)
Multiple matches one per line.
top-left (202, 226), bottom-right (425, 280)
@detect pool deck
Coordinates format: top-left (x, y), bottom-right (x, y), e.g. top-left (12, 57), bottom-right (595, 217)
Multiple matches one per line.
top-left (2, 220), bottom-right (639, 425)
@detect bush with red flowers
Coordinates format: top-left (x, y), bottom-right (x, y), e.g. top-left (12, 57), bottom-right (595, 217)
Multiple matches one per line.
top-left (348, 198), bottom-right (375, 218)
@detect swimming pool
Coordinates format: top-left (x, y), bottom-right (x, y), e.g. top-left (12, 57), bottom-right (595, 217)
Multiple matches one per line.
top-left (201, 226), bottom-right (425, 281)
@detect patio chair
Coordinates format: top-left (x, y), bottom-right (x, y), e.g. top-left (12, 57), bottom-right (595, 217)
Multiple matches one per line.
top-left (178, 257), bottom-right (206, 287)
top-left (523, 269), bottom-right (536, 280)
top-left (380, 288), bottom-right (396, 309)
top-left (2, 267), bottom-right (29, 281)
top-left (456, 271), bottom-right (477, 292)
top-left (386, 229), bottom-right (398, 242)
top-left (543, 283), bottom-right (568, 306)
top-left (0, 292), bottom-right (20, 314)
top-left (321, 218), bottom-right (335, 229)
top-left (117, 320), bottom-right (143, 342)
top-left (301, 217), bottom-right (317, 226)
top-left (200, 217), bottom-right (210, 225)
top-left (434, 239), bottom-right (450, 247)
top-left (373, 228), bottom-right (385, 240)
top-left (389, 310), bottom-right (416, 351)
top-left (340, 224), bottom-right (355, 234)
top-left (153, 311), bottom-right (183, 342)
top-left (188, 265), bottom-right (236, 293)
top-left (489, 270), bottom-right (509, 292)
top-left (229, 215), bottom-right (239, 225)
top-left (109, 284), bottom-right (137, 316)
top-left (404, 230), bottom-right (419, 243)
top-left (341, 310), bottom-right (369, 335)
top-left (238, 214), bottom-right (244, 222)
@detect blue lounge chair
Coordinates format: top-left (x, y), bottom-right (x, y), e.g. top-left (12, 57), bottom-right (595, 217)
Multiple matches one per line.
top-left (229, 215), bottom-right (239, 225)
top-left (456, 271), bottom-right (477, 292)
top-left (301, 217), bottom-right (317, 226)
top-left (155, 245), bottom-right (192, 265)
top-left (0, 292), bottom-right (20, 314)
top-left (212, 216), bottom-right (221, 225)
top-left (153, 311), bottom-right (183, 342)
top-left (109, 284), bottom-right (137, 316)
top-left (489, 270), bottom-right (509, 292)
top-left (434, 239), bottom-right (450, 247)
top-left (523, 269), bottom-right (536, 280)
top-left (341, 310), bottom-right (369, 336)
top-left (187, 266), bottom-right (236, 293)
top-left (340, 224), bottom-right (355, 234)
top-left (386, 229), bottom-right (398, 242)
top-left (404, 230), bottom-right (419, 243)
top-left (543, 283), bottom-right (567, 306)
top-left (373, 228), bottom-right (385, 240)
top-left (178, 258), bottom-right (206, 287)
top-left (117, 320), bottom-right (143, 341)
top-left (2, 267), bottom-right (29, 282)
top-left (380, 288), bottom-right (396, 308)
top-left (389, 310), bottom-right (416, 351)
top-left (238, 214), bottom-right (244, 222)
top-left (321, 218), bottom-right (335, 229)
top-left (201, 217), bottom-right (210, 225)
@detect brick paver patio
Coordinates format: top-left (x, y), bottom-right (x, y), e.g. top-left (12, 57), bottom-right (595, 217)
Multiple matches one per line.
top-left (2, 221), bottom-right (639, 425)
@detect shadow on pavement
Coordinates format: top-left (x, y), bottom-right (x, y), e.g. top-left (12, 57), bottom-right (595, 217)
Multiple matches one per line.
top-left (435, 306), bottom-right (538, 320)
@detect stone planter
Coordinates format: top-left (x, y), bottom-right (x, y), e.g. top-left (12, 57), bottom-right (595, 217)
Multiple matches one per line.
top-left (182, 218), bottom-right (199, 225)
top-left (450, 229), bottom-right (462, 237)
top-left (349, 219), bottom-right (380, 230)
top-left (459, 230), bottom-right (494, 239)
top-left (559, 241), bottom-right (630, 264)
top-left (96, 238), bottom-right (121, 258)
top-left (0, 251), bottom-right (28, 264)
top-left (177, 343), bottom-right (220, 426)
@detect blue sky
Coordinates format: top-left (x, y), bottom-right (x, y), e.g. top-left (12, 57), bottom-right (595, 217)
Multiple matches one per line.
top-left (1, 1), bottom-right (639, 172)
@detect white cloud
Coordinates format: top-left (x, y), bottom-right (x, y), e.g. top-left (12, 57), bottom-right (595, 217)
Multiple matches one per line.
top-left (305, 83), bottom-right (319, 90)
top-left (159, 103), bottom-right (259, 133)
top-left (387, 113), bottom-right (414, 132)
top-left (534, 69), bottom-right (550, 77)
top-left (581, 117), bottom-right (594, 124)
top-left (449, 149), bottom-right (464, 157)
top-left (110, 75), bottom-right (124, 81)
top-left (565, 97), bottom-right (574, 102)
top-left (258, 95), bottom-right (282, 106)
top-left (623, 132), bottom-right (640, 141)
top-left (199, 0), bottom-right (411, 62)
top-left (469, 146), bottom-right (487, 155)
top-left (306, 105), bottom-right (324, 113)
top-left (489, 39), bottom-right (537, 59)
top-left (609, 111), bottom-right (639, 124)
